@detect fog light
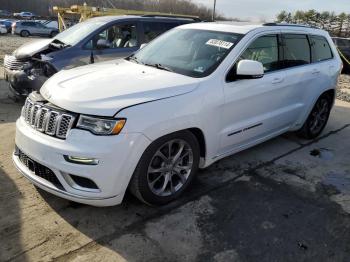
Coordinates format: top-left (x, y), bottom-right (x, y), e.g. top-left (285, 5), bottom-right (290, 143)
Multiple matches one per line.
top-left (64, 155), bottom-right (99, 165)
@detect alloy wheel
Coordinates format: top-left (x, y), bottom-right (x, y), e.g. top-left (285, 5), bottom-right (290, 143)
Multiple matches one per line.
top-left (147, 139), bottom-right (194, 197)
top-left (309, 98), bottom-right (330, 135)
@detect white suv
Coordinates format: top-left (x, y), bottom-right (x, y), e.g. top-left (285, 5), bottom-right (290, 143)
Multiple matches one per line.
top-left (13, 23), bottom-right (342, 206)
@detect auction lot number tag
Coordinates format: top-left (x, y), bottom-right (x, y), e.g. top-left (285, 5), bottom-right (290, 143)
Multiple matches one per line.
top-left (206, 39), bottom-right (234, 49)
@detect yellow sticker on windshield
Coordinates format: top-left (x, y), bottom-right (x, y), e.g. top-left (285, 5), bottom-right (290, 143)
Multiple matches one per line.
top-left (206, 39), bottom-right (234, 49)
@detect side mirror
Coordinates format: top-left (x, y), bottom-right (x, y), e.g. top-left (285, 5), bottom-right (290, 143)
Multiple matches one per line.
top-left (96, 39), bottom-right (110, 49)
top-left (140, 43), bottom-right (148, 49)
top-left (236, 60), bottom-right (264, 79)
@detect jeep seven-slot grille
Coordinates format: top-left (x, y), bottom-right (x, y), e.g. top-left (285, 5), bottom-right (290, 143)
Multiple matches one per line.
top-left (22, 98), bottom-right (75, 139)
top-left (18, 150), bottom-right (64, 190)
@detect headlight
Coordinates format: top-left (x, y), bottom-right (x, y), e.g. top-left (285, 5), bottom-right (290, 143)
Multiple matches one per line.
top-left (77, 115), bottom-right (126, 135)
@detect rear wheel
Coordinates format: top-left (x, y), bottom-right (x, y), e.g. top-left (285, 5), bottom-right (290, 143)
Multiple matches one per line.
top-left (297, 95), bottom-right (332, 139)
top-left (20, 30), bottom-right (29, 37)
top-left (130, 131), bottom-right (200, 205)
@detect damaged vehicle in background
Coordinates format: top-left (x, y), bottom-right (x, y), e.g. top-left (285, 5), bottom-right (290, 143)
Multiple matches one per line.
top-left (3, 15), bottom-right (199, 98)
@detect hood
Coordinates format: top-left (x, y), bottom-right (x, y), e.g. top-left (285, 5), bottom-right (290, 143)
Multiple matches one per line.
top-left (13, 39), bottom-right (52, 59)
top-left (40, 59), bottom-right (200, 116)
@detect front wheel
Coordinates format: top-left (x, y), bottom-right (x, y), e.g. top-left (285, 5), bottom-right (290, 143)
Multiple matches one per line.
top-left (297, 95), bottom-right (332, 139)
top-left (130, 131), bottom-right (200, 205)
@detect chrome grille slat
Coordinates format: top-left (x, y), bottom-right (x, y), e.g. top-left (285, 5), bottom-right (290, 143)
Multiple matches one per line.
top-left (30, 105), bottom-right (41, 126)
top-left (4, 55), bottom-right (29, 71)
top-left (45, 111), bottom-right (59, 135)
top-left (21, 98), bottom-right (75, 139)
top-left (35, 108), bottom-right (48, 131)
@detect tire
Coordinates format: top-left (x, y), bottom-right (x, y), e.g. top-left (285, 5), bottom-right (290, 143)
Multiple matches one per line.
top-left (296, 94), bottom-right (332, 139)
top-left (20, 30), bottom-right (29, 37)
top-left (130, 130), bottom-right (200, 206)
top-left (50, 31), bottom-right (58, 38)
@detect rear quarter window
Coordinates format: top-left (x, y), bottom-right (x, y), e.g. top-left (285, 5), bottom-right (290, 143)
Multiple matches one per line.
top-left (310, 35), bottom-right (333, 62)
top-left (282, 34), bottom-right (311, 68)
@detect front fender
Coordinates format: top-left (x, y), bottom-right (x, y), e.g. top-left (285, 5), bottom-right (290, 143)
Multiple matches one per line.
top-left (117, 84), bottom-right (224, 167)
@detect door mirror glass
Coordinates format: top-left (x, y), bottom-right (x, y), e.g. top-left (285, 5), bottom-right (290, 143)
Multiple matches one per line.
top-left (236, 60), bottom-right (264, 79)
top-left (96, 39), bottom-right (111, 49)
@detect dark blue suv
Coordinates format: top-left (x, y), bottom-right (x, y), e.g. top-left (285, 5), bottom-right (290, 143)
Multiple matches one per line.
top-left (4, 15), bottom-right (200, 97)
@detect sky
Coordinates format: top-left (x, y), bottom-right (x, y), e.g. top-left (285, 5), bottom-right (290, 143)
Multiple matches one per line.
top-left (193, 0), bottom-right (350, 22)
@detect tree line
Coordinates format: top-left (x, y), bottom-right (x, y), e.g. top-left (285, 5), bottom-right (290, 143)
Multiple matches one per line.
top-left (0, 0), bottom-right (231, 21)
top-left (276, 10), bottom-right (350, 37)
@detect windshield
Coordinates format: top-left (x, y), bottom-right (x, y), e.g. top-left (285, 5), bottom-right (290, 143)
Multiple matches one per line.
top-left (54, 21), bottom-right (106, 46)
top-left (129, 28), bottom-right (242, 78)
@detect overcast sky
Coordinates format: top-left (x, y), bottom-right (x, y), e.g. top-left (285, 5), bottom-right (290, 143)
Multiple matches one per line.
top-left (193, 0), bottom-right (350, 21)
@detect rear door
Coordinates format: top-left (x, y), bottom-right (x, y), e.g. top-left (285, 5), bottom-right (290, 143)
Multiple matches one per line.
top-left (34, 22), bottom-right (49, 36)
top-left (279, 33), bottom-right (323, 128)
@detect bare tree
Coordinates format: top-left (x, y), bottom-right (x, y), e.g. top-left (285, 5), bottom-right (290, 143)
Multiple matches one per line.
top-left (276, 9), bottom-right (350, 37)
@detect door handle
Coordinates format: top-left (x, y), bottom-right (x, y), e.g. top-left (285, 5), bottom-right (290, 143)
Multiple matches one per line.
top-left (272, 77), bottom-right (283, 84)
top-left (312, 68), bottom-right (320, 74)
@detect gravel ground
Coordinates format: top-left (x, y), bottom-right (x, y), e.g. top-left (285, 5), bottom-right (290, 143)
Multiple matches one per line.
top-left (0, 34), bottom-right (48, 77)
top-left (337, 74), bottom-right (350, 102)
top-left (0, 34), bottom-right (30, 64)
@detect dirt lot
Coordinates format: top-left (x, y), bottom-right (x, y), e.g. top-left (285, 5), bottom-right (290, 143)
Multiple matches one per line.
top-left (1, 35), bottom-right (350, 262)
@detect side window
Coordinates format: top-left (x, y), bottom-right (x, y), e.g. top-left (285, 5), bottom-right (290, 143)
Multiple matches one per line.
top-left (22, 22), bottom-right (33, 27)
top-left (35, 22), bottom-right (45, 28)
top-left (239, 35), bottom-right (280, 72)
top-left (336, 39), bottom-right (350, 49)
top-left (310, 35), bottom-right (333, 62)
top-left (143, 22), bottom-right (176, 43)
top-left (282, 34), bottom-right (311, 68)
top-left (85, 23), bottom-right (138, 50)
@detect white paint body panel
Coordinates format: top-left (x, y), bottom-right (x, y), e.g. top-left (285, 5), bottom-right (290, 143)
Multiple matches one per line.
top-left (14, 23), bottom-right (342, 206)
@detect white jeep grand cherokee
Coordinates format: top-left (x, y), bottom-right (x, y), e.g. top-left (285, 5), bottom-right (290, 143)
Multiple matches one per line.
top-left (13, 22), bottom-right (342, 206)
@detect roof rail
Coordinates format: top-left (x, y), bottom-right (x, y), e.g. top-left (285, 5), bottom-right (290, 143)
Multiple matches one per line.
top-left (263, 22), bottom-right (317, 29)
top-left (141, 14), bottom-right (201, 21)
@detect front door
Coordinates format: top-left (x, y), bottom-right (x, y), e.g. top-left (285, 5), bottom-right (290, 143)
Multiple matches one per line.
top-left (82, 22), bottom-right (140, 64)
top-left (219, 33), bottom-right (303, 155)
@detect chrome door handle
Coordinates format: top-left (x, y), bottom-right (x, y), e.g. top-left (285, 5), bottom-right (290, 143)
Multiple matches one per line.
top-left (272, 77), bottom-right (283, 84)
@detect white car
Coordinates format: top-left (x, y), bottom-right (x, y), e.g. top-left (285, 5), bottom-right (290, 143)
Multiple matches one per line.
top-left (13, 22), bottom-right (342, 206)
top-left (0, 25), bottom-right (7, 34)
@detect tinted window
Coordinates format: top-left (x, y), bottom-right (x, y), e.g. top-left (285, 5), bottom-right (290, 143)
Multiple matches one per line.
top-left (143, 22), bottom-right (177, 43)
top-left (239, 35), bottom-right (280, 72)
top-left (35, 22), bottom-right (45, 28)
top-left (310, 36), bottom-right (333, 62)
top-left (22, 22), bottom-right (35, 27)
top-left (282, 34), bottom-right (311, 68)
top-left (86, 23), bottom-right (138, 49)
top-left (335, 39), bottom-right (350, 48)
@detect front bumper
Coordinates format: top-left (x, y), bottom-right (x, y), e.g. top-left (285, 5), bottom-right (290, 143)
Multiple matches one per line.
top-left (13, 117), bottom-right (151, 206)
top-left (4, 68), bottom-right (48, 97)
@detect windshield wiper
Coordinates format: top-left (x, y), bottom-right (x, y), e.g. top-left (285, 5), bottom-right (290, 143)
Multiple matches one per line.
top-left (144, 63), bottom-right (174, 73)
top-left (126, 55), bottom-right (143, 64)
